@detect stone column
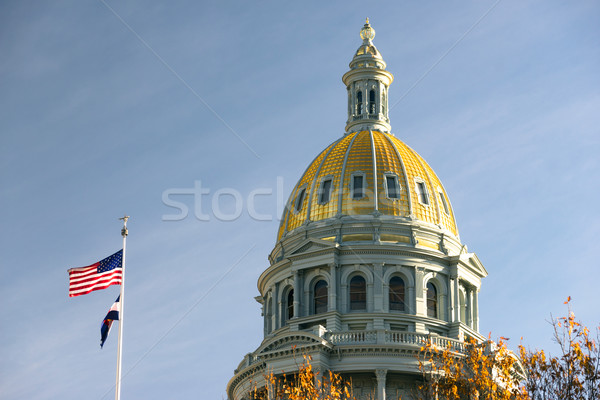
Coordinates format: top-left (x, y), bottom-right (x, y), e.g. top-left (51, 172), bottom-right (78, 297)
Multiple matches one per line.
top-left (414, 266), bottom-right (426, 333)
top-left (473, 288), bottom-right (480, 331)
top-left (373, 263), bottom-right (384, 312)
top-left (448, 276), bottom-right (455, 323)
top-left (371, 262), bottom-right (385, 329)
top-left (293, 270), bottom-right (301, 318)
top-left (415, 267), bottom-right (425, 315)
top-left (273, 282), bottom-right (279, 330)
top-left (468, 287), bottom-right (474, 328)
top-left (440, 293), bottom-right (448, 322)
top-left (453, 277), bottom-right (460, 323)
top-left (329, 263), bottom-right (338, 312)
top-left (262, 295), bottom-right (267, 337)
top-left (375, 369), bottom-right (387, 400)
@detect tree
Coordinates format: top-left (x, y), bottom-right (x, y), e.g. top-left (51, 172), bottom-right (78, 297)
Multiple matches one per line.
top-left (518, 298), bottom-right (600, 400)
top-left (416, 298), bottom-right (599, 400)
top-left (251, 354), bottom-right (356, 400)
top-left (416, 336), bottom-right (528, 400)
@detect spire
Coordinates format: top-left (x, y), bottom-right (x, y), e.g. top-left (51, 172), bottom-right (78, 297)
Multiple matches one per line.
top-left (342, 19), bottom-right (394, 134)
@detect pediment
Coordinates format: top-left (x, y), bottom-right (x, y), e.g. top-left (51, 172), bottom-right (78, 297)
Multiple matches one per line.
top-left (461, 252), bottom-right (488, 278)
top-left (256, 331), bottom-right (331, 356)
top-left (289, 238), bottom-right (335, 256)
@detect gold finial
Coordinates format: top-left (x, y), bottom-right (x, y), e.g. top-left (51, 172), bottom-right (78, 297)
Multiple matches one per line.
top-left (360, 19), bottom-right (375, 41)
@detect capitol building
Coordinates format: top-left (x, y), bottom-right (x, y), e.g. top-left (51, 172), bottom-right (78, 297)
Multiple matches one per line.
top-left (227, 20), bottom-right (488, 400)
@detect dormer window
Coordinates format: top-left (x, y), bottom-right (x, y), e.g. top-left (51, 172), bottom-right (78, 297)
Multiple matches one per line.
top-left (351, 174), bottom-right (365, 200)
top-left (294, 188), bottom-right (306, 212)
top-left (357, 91), bottom-right (363, 114)
top-left (318, 178), bottom-right (333, 205)
top-left (385, 174), bottom-right (400, 199)
top-left (416, 180), bottom-right (429, 205)
top-left (438, 190), bottom-right (450, 215)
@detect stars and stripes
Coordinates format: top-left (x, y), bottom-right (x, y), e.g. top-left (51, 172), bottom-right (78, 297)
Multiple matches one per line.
top-left (101, 296), bottom-right (120, 348)
top-left (68, 250), bottom-right (123, 297)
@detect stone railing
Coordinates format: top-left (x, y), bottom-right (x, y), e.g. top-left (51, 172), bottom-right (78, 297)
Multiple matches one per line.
top-left (327, 330), bottom-right (378, 344)
top-left (327, 330), bottom-right (466, 352)
top-left (238, 353), bottom-right (262, 370)
top-left (238, 330), bottom-right (466, 372)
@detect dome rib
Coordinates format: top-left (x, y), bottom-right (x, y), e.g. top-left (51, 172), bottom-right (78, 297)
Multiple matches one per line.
top-left (382, 132), bottom-right (413, 215)
top-left (373, 131), bottom-right (408, 216)
top-left (418, 149), bottom-right (459, 236)
top-left (305, 138), bottom-right (340, 222)
top-left (369, 129), bottom-right (379, 212)
top-left (336, 131), bottom-right (360, 216)
top-left (278, 142), bottom-right (334, 239)
top-left (407, 144), bottom-right (443, 225)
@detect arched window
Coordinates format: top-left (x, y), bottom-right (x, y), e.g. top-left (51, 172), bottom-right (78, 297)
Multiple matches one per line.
top-left (314, 280), bottom-right (328, 314)
top-left (389, 276), bottom-right (405, 311)
top-left (349, 275), bottom-right (366, 311)
top-left (426, 282), bottom-right (437, 318)
top-left (286, 289), bottom-right (294, 321)
top-left (369, 89), bottom-right (376, 114)
top-left (357, 91), bottom-right (363, 114)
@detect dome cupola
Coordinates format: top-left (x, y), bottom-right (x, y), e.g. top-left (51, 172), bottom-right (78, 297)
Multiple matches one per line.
top-left (343, 18), bottom-right (394, 133)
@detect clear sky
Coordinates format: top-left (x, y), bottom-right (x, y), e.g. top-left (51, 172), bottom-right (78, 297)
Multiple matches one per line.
top-left (1, 1), bottom-right (598, 399)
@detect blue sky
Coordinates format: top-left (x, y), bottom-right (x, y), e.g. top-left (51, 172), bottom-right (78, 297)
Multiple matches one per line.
top-left (1, 1), bottom-right (598, 399)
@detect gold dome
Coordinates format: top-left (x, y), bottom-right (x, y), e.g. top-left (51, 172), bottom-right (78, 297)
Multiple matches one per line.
top-left (277, 130), bottom-right (458, 241)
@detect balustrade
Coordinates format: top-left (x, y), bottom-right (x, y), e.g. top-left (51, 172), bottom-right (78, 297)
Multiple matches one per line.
top-left (327, 330), bottom-right (465, 352)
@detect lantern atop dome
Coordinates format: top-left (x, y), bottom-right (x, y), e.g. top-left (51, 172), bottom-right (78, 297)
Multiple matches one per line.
top-left (343, 19), bottom-right (394, 133)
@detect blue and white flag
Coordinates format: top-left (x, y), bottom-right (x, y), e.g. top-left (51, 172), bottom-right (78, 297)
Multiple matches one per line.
top-left (100, 295), bottom-right (120, 348)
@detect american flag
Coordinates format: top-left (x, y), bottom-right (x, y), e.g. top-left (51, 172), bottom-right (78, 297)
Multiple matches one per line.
top-left (68, 250), bottom-right (123, 297)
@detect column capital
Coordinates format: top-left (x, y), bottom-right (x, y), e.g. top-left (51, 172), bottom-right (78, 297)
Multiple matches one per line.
top-left (375, 369), bottom-right (387, 380)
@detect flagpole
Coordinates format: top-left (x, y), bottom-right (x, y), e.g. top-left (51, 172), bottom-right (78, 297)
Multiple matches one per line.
top-left (115, 215), bottom-right (129, 400)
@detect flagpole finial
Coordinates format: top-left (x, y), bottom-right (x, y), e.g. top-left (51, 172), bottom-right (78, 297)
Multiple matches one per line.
top-left (119, 215), bottom-right (129, 237)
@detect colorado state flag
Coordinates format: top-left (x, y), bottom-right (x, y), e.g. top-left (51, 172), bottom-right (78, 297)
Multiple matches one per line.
top-left (100, 296), bottom-right (120, 348)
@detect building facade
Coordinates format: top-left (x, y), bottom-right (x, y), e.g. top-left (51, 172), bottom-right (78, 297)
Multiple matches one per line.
top-left (227, 20), bottom-right (488, 400)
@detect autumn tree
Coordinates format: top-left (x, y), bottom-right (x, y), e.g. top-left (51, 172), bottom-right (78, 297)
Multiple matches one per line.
top-left (518, 298), bottom-right (600, 400)
top-left (251, 355), bottom-right (356, 400)
top-left (416, 336), bottom-right (528, 400)
top-left (416, 298), bottom-right (598, 400)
